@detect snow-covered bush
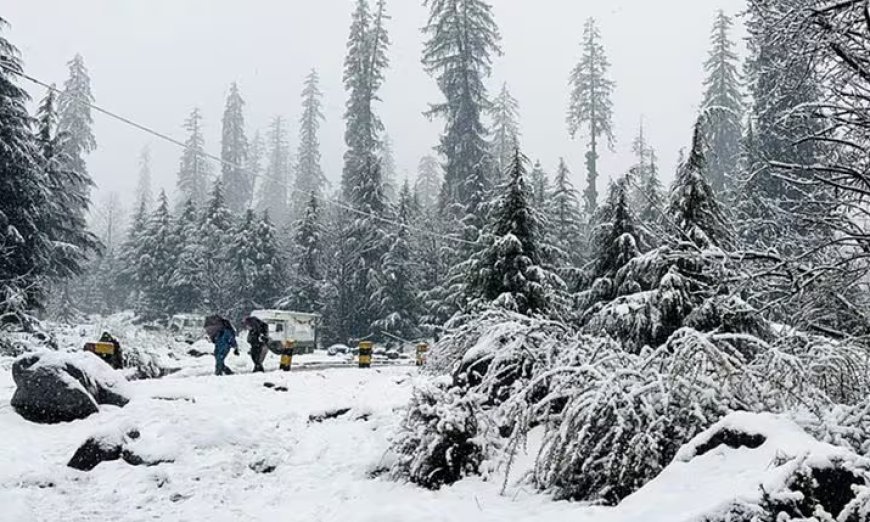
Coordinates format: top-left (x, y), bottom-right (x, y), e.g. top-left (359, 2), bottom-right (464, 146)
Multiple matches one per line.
top-left (390, 377), bottom-right (496, 490)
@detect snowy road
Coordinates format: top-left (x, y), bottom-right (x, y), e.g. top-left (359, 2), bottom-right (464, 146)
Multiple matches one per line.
top-left (0, 365), bottom-right (588, 522)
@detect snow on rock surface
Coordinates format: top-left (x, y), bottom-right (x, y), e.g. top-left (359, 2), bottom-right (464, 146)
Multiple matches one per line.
top-left (11, 350), bottom-right (131, 423)
top-left (609, 411), bottom-right (870, 521)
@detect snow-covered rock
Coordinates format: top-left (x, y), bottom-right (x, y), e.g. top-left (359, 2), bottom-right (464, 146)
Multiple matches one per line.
top-left (11, 350), bottom-right (131, 423)
top-left (609, 412), bottom-right (870, 521)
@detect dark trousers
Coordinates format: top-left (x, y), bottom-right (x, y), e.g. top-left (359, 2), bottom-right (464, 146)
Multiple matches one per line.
top-left (250, 344), bottom-right (267, 372)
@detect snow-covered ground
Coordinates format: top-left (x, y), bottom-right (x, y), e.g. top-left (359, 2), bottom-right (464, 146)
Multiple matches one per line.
top-left (1, 321), bottom-right (864, 521)
top-left (0, 360), bottom-right (586, 522)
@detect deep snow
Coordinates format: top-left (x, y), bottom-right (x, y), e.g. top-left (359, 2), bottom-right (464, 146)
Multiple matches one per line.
top-left (0, 324), bottom-right (865, 521)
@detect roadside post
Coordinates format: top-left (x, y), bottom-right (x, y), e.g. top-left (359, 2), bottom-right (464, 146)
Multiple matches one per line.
top-left (415, 342), bottom-right (429, 367)
top-left (279, 340), bottom-right (295, 371)
top-left (358, 341), bottom-right (373, 369)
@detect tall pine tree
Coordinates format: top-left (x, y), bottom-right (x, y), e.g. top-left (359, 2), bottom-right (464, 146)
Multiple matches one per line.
top-left (177, 108), bottom-right (212, 207)
top-left (422, 0), bottom-right (501, 228)
top-left (135, 146), bottom-right (153, 212)
top-left (221, 82), bottom-right (250, 214)
top-left (292, 69), bottom-right (326, 219)
top-left (414, 155), bottom-right (441, 211)
top-left (257, 116), bottom-right (291, 227)
top-left (700, 10), bottom-right (743, 195)
top-left (0, 19), bottom-right (52, 314)
top-left (283, 194), bottom-right (324, 314)
top-left (342, 0), bottom-right (392, 339)
top-left (550, 158), bottom-right (586, 267)
top-left (489, 82), bottom-right (521, 181)
top-left (568, 18), bottom-right (615, 217)
top-left (136, 191), bottom-right (176, 320)
top-left (57, 53), bottom-right (96, 205)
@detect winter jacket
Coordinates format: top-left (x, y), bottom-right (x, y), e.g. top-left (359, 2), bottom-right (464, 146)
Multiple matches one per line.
top-left (246, 318), bottom-right (270, 349)
top-left (214, 326), bottom-right (237, 357)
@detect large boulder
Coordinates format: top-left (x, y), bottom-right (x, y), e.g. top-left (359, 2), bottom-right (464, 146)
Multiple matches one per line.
top-left (11, 351), bottom-right (131, 424)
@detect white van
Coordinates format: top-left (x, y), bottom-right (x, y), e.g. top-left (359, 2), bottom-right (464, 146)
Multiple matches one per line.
top-left (250, 310), bottom-right (320, 354)
top-left (169, 314), bottom-right (205, 344)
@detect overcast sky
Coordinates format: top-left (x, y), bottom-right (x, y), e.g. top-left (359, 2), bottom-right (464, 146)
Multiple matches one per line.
top-left (6, 0), bottom-right (747, 211)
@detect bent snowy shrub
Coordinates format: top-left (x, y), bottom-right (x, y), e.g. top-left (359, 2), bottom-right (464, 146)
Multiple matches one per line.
top-left (390, 378), bottom-right (495, 490)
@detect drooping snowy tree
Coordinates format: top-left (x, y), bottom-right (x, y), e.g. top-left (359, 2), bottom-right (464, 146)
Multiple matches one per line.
top-left (414, 155), bottom-right (441, 211)
top-left (422, 0), bottom-right (501, 226)
top-left (35, 88), bottom-right (100, 281)
top-left (568, 18), bottom-right (615, 216)
top-left (57, 53), bottom-right (96, 203)
top-left (283, 194), bottom-right (324, 314)
top-left (0, 20), bottom-right (52, 315)
top-left (177, 108), bottom-right (213, 207)
top-left (489, 82), bottom-right (520, 181)
top-left (465, 150), bottom-right (553, 316)
top-left (342, 0), bottom-right (392, 339)
top-left (135, 146), bottom-right (153, 213)
top-left (220, 82), bottom-right (250, 214)
top-left (292, 69), bottom-right (327, 219)
top-left (257, 116), bottom-right (291, 227)
top-left (700, 10), bottom-right (743, 195)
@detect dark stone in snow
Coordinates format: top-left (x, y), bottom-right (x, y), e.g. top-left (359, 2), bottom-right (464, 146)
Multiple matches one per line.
top-left (68, 437), bottom-right (123, 471)
top-left (694, 428), bottom-right (766, 457)
top-left (11, 351), bottom-right (130, 424)
top-left (308, 407), bottom-right (352, 423)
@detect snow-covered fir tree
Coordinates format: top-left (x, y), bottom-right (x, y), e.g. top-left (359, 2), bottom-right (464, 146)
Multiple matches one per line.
top-left (246, 130), bottom-right (264, 210)
top-left (116, 200), bottom-right (148, 306)
top-left (0, 20), bottom-right (52, 314)
top-left (414, 155), bottom-right (441, 211)
top-left (228, 209), bottom-right (285, 319)
top-left (283, 194), bottom-right (323, 314)
top-left (177, 108), bottom-right (213, 207)
top-left (257, 116), bottom-right (291, 228)
top-left (198, 181), bottom-right (236, 314)
top-left (135, 146), bottom-right (153, 213)
top-left (342, 0), bottom-right (391, 340)
top-left (740, 0), bottom-right (826, 251)
top-left (628, 121), bottom-right (665, 234)
top-left (568, 17), bottom-right (615, 216)
top-left (529, 160), bottom-right (550, 211)
top-left (136, 191), bottom-right (176, 320)
top-left (381, 134), bottom-right (399, 203)
top-left (35, 88), bottom-right (100, 281)
top-left (220, 82), bottom-right (250, 214)
top-left (167, 198), bottom-right (203, 315)
top-left (700, 10), bottom-right (743, 195)
top-left (465, 150), bottom-right (553, 316)
top-left (550, 158), bottom-right (587, 268)
top-left (586, 176), bottom-right (641, 287)
top-left (292, 69), bottom-right (326, 220)
top-left (488, 82), bottom-right (520, 181)
top-left (669, 118), bottom-right (731, 249)
top-left (422, 0), bottom-right (501, 224)
top-left (372, 181), bottom-right (422, 341)
top-left (57, 53), bottom-right (96, 204)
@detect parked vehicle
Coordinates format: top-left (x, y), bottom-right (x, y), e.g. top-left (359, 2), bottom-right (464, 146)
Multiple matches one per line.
top-left (169, 314), bottom-right (206, 344)
top-left (250, 310), bottom-right (320, 355)
top-left (327, 344), bottom-right (350, 356)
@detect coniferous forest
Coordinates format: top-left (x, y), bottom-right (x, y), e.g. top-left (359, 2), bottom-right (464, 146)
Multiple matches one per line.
top-left (4, 1), bottom-right (870, 520)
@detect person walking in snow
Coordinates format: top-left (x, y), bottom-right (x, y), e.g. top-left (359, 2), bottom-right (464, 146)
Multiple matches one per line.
top-left (243, 316), bottom-right (270, 373)
top-left (204, 315), bottom-right (238, 376)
